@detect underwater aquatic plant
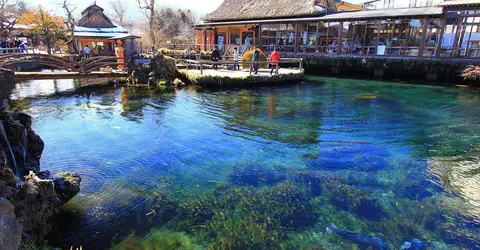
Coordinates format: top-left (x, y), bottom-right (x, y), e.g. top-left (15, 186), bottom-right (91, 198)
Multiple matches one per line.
top-left (237, 181), bottom-right (315, 229)
top-left (173, 195), bottom-right (217, 231)
top-left (208, 211), bottom-right (282, 250)
top-left (145, 191), bottom-right (178, 225)
top-left (228, 164), bottom-right (285, 187)
top-left (111, 229), bottom-right (201, 250)
top-left (323, 180), bottom-right (386, 221)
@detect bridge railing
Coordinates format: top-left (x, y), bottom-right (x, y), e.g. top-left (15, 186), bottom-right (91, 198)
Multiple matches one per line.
top-left (0, 53), bottom-right (121, 73)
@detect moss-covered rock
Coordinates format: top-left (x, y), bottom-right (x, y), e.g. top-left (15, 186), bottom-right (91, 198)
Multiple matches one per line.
top-left (127, 55), bottom-right (180, 86)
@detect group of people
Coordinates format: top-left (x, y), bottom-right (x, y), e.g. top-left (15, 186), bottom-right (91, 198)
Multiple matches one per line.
top-left (82, 44), bottom-right (109, 58)
top-left (210, 46), bottom-right (281, 75)
top-left (0, 40), bottom-right (27, 53)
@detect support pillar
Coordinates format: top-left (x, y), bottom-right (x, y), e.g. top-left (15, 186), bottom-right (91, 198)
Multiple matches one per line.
top-left (436, 12), bottom-right (446, 57)
top-left (418, 18), bottom-right (429, 58)
top-left (337, 21), bottom-right (343, 55)
top-left (294, 23), bottom-right (299, 54)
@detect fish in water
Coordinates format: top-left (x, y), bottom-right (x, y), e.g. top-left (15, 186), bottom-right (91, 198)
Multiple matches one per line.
top-left (326, 223), bottom-right (391, 250)
top-left (401, 239), bottom-right (426, 250)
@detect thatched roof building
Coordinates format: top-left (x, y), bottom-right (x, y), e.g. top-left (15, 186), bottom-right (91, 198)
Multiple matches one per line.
top-left (203, 0), bottom-right (337, 22)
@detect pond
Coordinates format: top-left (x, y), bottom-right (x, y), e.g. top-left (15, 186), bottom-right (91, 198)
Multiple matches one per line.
top-left (11, 77), bottom-right (480, 250)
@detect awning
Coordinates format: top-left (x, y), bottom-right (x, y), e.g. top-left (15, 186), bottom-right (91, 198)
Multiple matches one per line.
top-left (107, 34), bottom-right (141, 40)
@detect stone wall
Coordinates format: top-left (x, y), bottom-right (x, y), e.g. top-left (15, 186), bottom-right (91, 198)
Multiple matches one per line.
top-left (296, 55), bottom-right (477, 85)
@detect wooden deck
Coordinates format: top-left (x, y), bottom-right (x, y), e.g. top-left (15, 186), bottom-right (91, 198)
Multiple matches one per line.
top-left (186, 68), bottom-right (301, 77)
top-left (14, 71), bottom-right (128, 81)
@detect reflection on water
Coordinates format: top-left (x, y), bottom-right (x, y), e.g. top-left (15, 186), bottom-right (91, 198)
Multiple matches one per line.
top-left (11, 77), bottom-right (480, 250)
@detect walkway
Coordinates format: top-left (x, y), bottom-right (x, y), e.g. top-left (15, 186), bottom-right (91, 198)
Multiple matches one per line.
top-left (185, 68), bottom-right (301, 78)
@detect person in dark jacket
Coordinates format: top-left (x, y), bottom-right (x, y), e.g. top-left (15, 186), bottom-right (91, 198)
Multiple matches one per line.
top-left (211, 47), bottom-right (220, 70)
top-left (252, 46), bottom-right (261, 74)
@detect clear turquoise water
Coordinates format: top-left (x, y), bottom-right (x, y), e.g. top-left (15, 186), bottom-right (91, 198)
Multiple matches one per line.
top-left (12, 77), bottom-right (480, 250)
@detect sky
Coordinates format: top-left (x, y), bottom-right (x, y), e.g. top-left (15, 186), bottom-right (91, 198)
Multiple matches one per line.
top-left (22, 0), bottom-right (440, 20)
top-left (23, 0), bottom-right (225, 18)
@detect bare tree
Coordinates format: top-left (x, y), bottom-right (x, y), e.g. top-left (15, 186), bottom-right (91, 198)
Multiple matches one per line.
top-left (62, 0), bottom-right (78, 53)
top-left (0, 0), bottom-right (26, 39)
top-left (108, 0), bottom-right (134, 30)
top-left (109, 0), bottom-right (126, 24)
top-left (137, 0), bottom-right (156, 47)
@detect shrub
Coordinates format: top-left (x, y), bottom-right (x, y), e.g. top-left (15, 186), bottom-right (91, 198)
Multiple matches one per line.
top-left (460, 65), bottom-right (480, 81)
top-left (241, 49), bottom-right (268, 69)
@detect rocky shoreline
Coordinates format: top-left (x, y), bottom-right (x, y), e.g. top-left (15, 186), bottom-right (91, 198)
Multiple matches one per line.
top-left (0, 71), bottom-right (81, 249)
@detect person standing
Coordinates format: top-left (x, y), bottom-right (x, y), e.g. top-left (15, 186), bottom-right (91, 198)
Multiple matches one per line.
top-left (252, 46), bottom-right (260, 74)
top-left (269, 48), bottom-right (281, 75)
top-left (84, 45), bottom-right (90, 58)
top-left (184, 47), bottom-right (191, 59)
top-left (233, 47), bottom-right (240, 71)
top-left (211, 46), bottom-right (220, 70)
top-left (19, 42), bottom-right (27, 53)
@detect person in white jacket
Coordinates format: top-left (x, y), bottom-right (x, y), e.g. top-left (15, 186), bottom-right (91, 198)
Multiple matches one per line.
top-left (233, 47), bottom-right (240, 71)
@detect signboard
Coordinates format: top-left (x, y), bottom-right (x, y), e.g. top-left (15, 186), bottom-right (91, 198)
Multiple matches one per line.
top-left (134, 58), bottom-right (151, 65)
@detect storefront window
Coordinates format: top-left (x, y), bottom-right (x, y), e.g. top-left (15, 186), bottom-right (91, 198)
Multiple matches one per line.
top-left (439, 18), bottom-right (458, 57)
top-left (423, 19), bottom-right (442, 57)
top-left (347, 21), bottom-right (367, 55)
top-left (261, 23), bottom-right (295, 54)
top-left (364, 20), bottom-right (379, 55)
top-left (230, 31), bottom-right (241, 46)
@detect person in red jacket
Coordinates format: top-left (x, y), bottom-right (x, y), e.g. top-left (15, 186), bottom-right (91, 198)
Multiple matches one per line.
top-left (269, 48), bottom-right (281, 75)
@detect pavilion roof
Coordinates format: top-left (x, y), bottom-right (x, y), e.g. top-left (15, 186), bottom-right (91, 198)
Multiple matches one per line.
top-left (202, 0), bottom-right (337, 22)
top-left (436, 0), bottom-right (480, 7)
top-left (196, 6), bottom-right (443, 27)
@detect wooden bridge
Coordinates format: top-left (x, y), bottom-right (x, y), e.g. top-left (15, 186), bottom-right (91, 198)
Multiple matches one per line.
top-left (0, 53), bottom-right (127, 80)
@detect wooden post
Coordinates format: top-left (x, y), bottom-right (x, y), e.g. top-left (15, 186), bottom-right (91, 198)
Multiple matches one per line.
top-left (202, 29), bottom-right (207, 51)
top-left (200, 63), bottom-right (203, 75)
top-left (337, 21), bottom-right (343, 55)
top-left (299, 58), bottom-right (303, 72)
top-left (436, 11), bottom-right (447, 57)
top-left (81, 57), bottom-right (86, 73)
top-left (418, 18), bottom-right (429, 58)
top-left (258, 24), bottom-right (262, 49)
top-left (452, 17), bottom-right (463, 57)
top-left (294, 23), bottom-right (299, 55)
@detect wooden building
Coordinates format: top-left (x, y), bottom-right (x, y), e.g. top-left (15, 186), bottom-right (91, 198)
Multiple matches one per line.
top-left (73, 3), bottom-right (139, 56)
top-left (195, 0), bottom-right (480, 59)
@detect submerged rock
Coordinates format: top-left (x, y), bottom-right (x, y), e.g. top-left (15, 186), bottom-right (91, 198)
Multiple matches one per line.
top-left (53, 172), bottom-right (81, 204)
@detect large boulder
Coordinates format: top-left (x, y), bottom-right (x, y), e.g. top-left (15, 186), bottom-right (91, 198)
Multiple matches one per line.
top-left (126, 55), bottom-right (180, 86)
top-left (0, 68), bottom-right (14, 104)
top-left (0, 110), bottom-right (81, 244)
top-left (0, 198), bottom-right (22, 250)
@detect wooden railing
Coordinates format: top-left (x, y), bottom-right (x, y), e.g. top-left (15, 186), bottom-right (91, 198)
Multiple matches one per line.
top-left (177, 58), bottom-right (304, 76)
